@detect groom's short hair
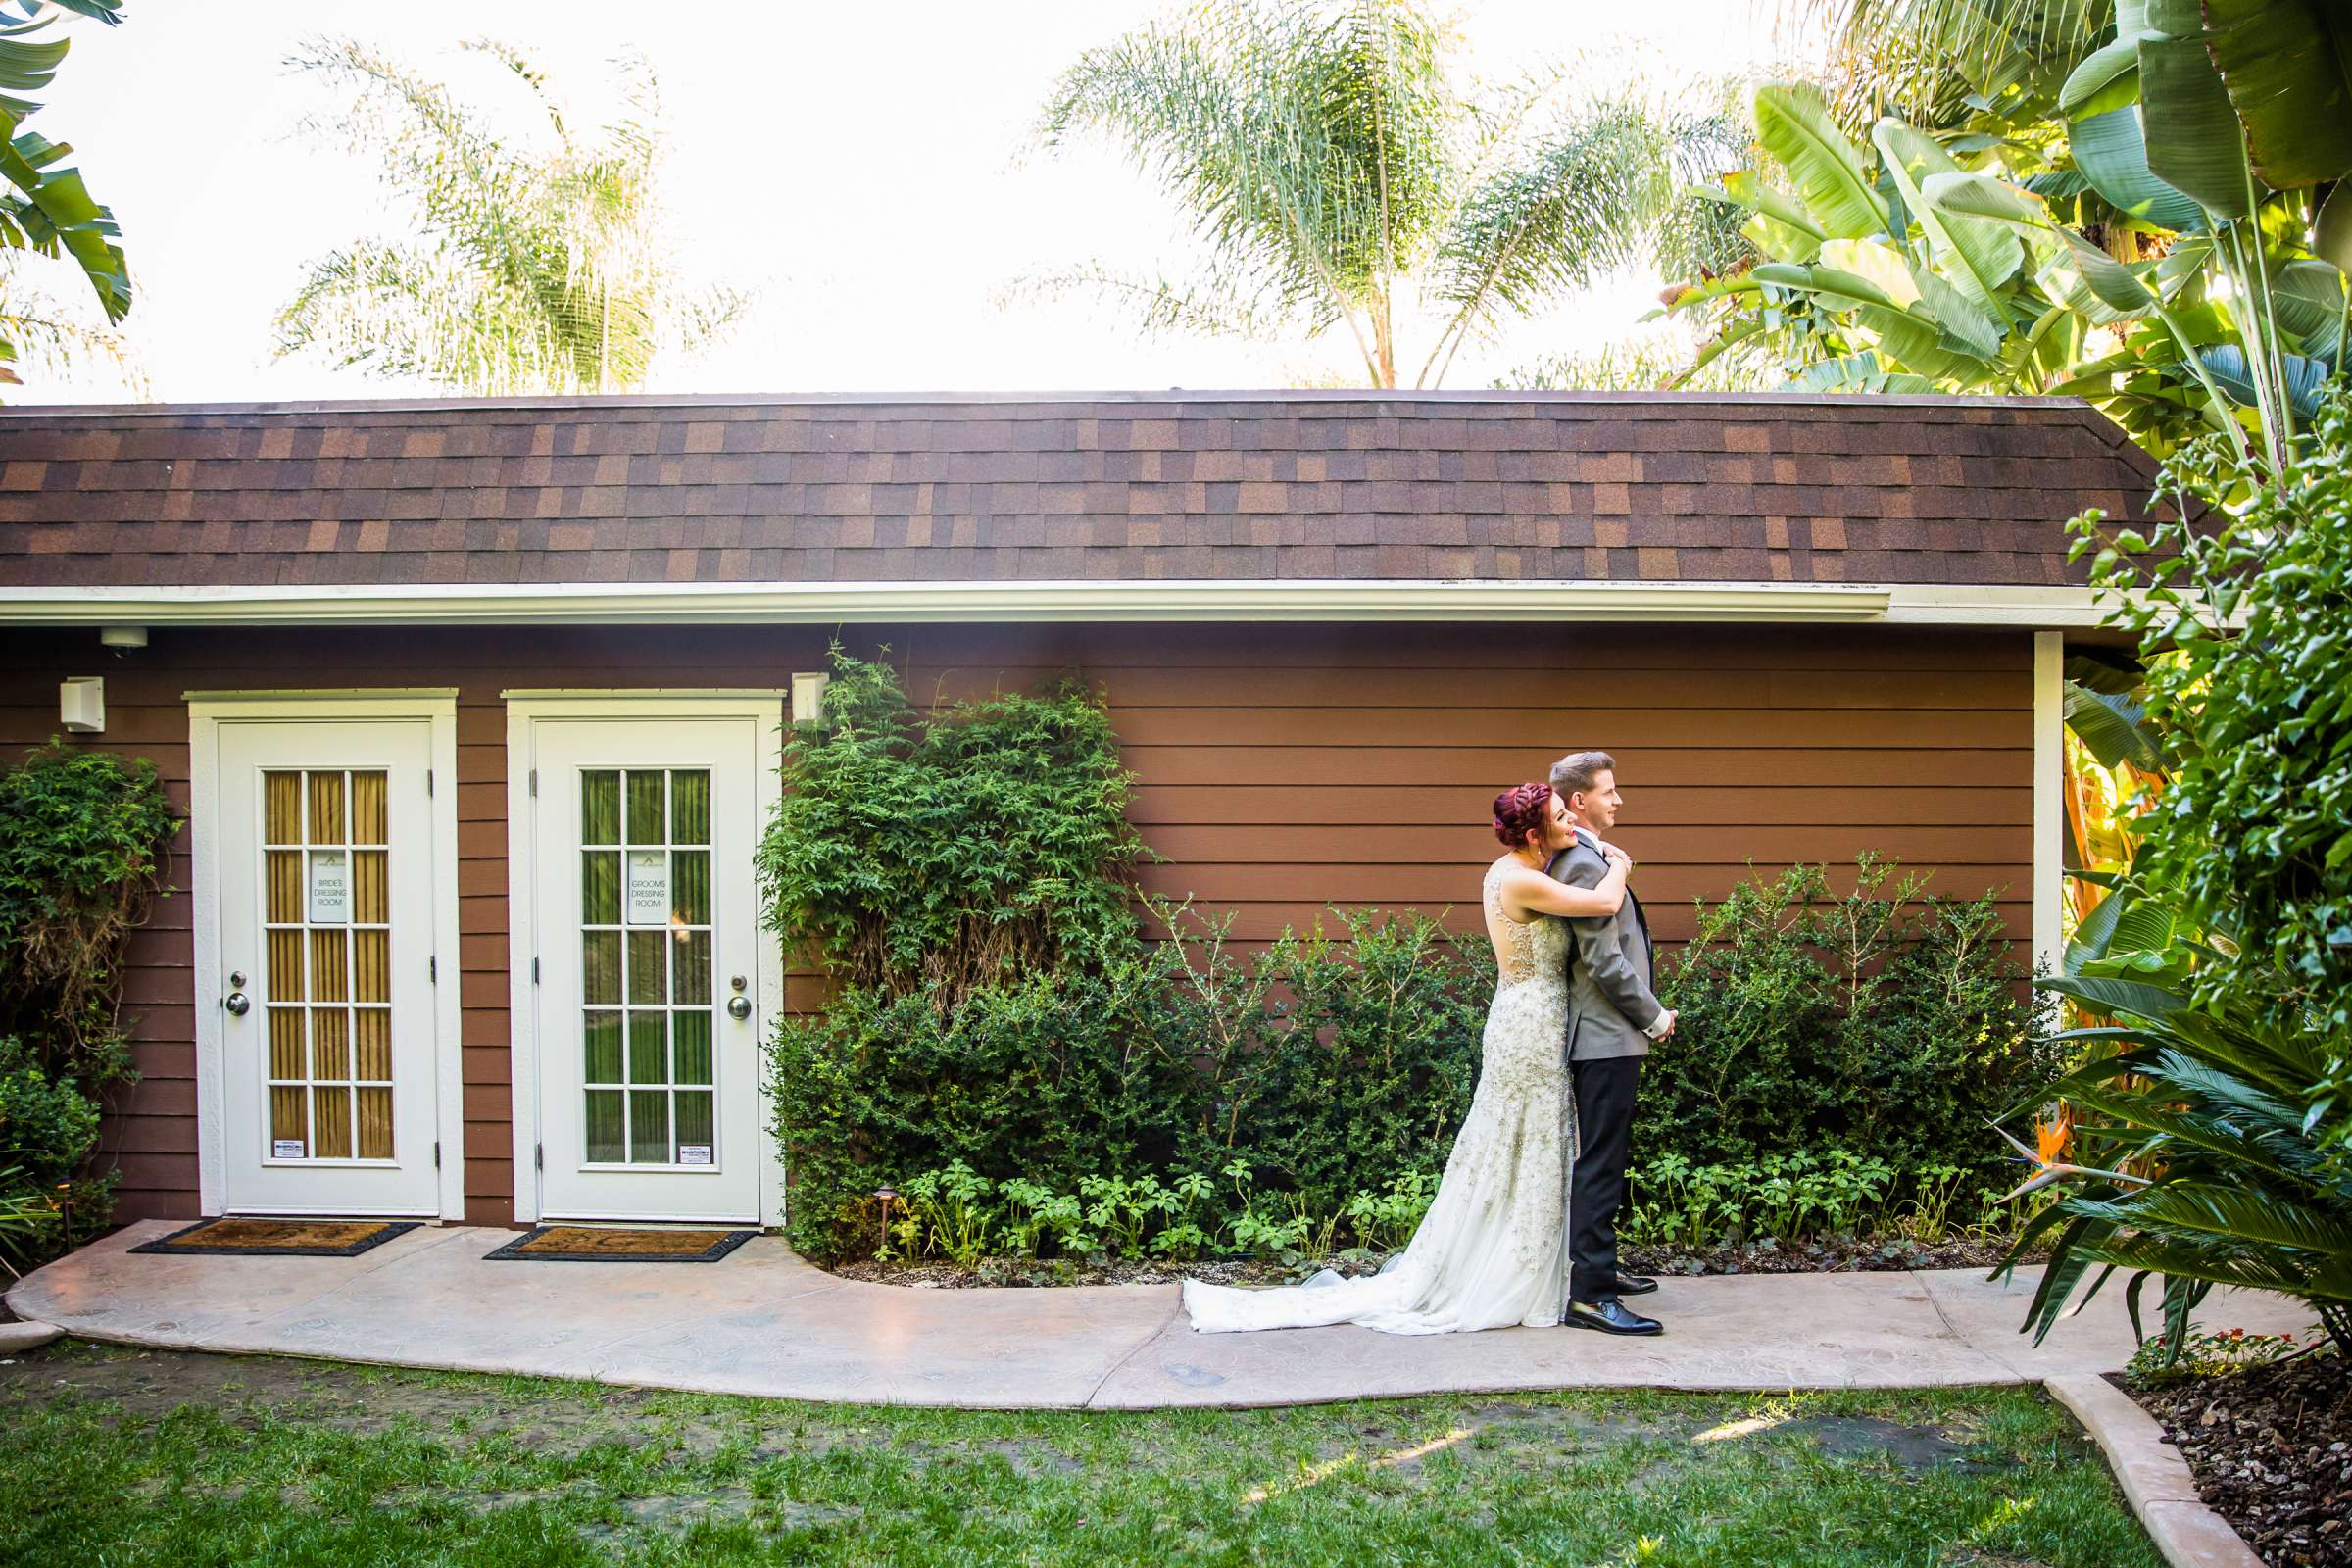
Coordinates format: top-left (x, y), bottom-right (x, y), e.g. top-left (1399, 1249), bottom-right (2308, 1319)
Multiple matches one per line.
top-left (1550, 750), bottom-right (1616, 799)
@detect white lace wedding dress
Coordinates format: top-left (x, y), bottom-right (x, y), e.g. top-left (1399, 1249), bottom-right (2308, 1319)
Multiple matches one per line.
top-left (1181, 866), bottom-right (1575, 1335)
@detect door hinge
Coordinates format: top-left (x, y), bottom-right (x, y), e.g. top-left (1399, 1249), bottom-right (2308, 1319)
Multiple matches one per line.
top-left (529, 768), bottom-right (537, 797)
top-left (428, 955), bottom-right (437, 984)
top-left (433, 1141), bottom-right (441, 1169)
top-left (427, 768), bottom-right (435, 797)
top-left (532, 956), bottom-right (540, 985)
top-left (535, 1143), bottom-right (544, 1170)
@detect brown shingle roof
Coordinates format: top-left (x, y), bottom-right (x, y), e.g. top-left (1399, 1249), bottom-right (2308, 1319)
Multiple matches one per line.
top-left (0, 391), bottom-right (2160, 590)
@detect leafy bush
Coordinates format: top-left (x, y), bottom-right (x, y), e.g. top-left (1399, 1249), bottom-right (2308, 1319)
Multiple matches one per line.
top-left (756, 646), bottom-right (1145, 1007)
top-left (1647, 858), bottom-right (2062, 1181)
top-left (766, 905), bottom-right (1487, 1262)
top-left (0, 741), bottom-right (176, 1268)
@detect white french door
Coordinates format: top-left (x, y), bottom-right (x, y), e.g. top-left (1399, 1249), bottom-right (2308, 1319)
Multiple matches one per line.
top-left (206, 713), bottom-right (449, 1216)
top-left (511, 699), bottom-right (779, 1223)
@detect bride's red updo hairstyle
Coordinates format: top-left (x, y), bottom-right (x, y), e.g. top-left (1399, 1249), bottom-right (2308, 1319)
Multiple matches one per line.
top-left (1492, 782), bottom-right (1553, 850)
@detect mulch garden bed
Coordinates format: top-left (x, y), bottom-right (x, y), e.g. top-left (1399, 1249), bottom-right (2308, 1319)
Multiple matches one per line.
top-left (825, 1233), bottom-right (2037, 1290)
top-left (2126, 1349), bottom-right (2351, 1568)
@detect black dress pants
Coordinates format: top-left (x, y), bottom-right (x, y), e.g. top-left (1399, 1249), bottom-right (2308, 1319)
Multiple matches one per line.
top-left (1568, 1054), bottom-right (1642, 1303)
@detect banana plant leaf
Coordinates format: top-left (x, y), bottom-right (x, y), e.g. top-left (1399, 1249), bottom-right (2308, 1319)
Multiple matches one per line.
top-left (1751, 84), bottom-right (1886, 242)
top-left (1872, 119), bottom-right (2022, 327)
top-left (2199, 344), bottom-right (2334, 416)
top-left (2064, 650), bottom-right (2146, 696)
top-left (2064, 678), bottom-right (2169, 770)
top-left (2070, 104), bottom-right (2212, 233)
top-left (2202, 0), bottom-right (2352, 190)
top-left (2317, 180), bottom-right (2352, 271)
top-left (2140, 34), bottom-right (2261, 221)
top-left (1785, 353), bottom-right (1938, 394)
top-left (2269, 260), bottom-right (2345, 363)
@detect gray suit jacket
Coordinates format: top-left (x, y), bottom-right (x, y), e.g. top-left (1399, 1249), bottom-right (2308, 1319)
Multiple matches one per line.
top-left (1547, 830), bottom-right (1664, 1060)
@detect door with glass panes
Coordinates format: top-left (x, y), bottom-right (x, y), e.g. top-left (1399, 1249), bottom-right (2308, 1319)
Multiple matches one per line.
top-left (217, 720), bottom-right (442, 1214)
top-left (527, 715), bottom-right (764, 1221)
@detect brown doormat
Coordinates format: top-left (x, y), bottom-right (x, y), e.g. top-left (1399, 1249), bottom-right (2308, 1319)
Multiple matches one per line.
top-left (128, 1217), bottom-right (423, 1257)
top-left (483, 1226), bottom-right (756, 1263)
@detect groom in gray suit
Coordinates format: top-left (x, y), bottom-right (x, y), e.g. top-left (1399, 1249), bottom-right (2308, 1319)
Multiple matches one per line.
top-left (1548, 750), bottom-right (1675, 1336)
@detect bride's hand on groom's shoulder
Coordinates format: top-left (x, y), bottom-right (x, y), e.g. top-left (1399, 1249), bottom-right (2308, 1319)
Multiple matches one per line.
top-left (1599, 841), bottom-right (1633, 869)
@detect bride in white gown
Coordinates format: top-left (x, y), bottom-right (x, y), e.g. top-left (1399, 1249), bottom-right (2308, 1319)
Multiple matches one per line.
top-left (1181, 782), bottom-right (1632, 1335)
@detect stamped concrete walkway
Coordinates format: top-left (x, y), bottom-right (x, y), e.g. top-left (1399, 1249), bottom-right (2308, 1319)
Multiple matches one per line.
top-left (8, 1220), bottom-right (2321, 1410)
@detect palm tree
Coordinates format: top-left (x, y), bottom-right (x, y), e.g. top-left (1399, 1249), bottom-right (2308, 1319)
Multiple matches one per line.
top-left (1777, 0), bottom-right (2113, 130)
top-left (1034, 0), bottom-right (1736, 389)
top-left (275, 38), bottom-right (745, 397)
top-left (0, 0), bottom-right (133, 395)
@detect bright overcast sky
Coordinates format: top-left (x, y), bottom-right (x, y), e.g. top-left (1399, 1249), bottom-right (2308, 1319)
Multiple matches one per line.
top-left (25, 0), bottom-right (1797, 406)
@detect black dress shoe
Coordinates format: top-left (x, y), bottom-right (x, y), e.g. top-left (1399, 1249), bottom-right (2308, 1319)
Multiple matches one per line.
top-left (1612, 1274), bottom-right (1658, 1296)
top-left (1564, 1297), bottom-right (1663, 1335)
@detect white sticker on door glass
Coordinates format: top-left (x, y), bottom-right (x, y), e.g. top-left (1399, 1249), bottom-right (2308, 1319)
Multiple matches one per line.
top-left (626, 851), bottom-right (668, 925)
top-left (678, 1145), bottom-right (712, 1166)
top-left (272, 1138), bottom-right (307, 1160)
top-left (308, 849), bottom-right (350, 924)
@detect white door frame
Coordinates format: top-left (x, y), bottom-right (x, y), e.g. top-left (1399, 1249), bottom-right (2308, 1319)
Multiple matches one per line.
top-left (188, 690), bottom-right (466, 1220)
top-left (504, 691), bottom-right (787, 1226)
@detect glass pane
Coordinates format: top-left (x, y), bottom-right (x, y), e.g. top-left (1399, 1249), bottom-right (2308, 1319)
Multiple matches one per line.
top-left (353, 930), bottom-right (390, 1004)
top-left (268, 929), bottom-right (306, 1002)
top-left (584, 1090), bottom-right (625, 1162)
top-left (626, 931), bottom-right (666, 1004)
top-left (311, 1008), bottom-right (352, 1081)
top-left (674, 1091), bottom-right (713, 1155)
top-left (670, 771), bottom-right (710, 845)
top-left (356, 1088), bottom-right (394, 1159)
top-left (628, 1011), bottom-right (667, 1084)
top-left (629, 1091), bottom-right (669, 1163)
top-left (270, 1085), bottom-right (308, 1151)
top-left (354, 1008), bottom-right (392, 1081)
top-left (265, 772), bottom-right (302, 844)
top-left (581, 932), bottom-right (622, 1005)
top-left (581, 852), bottom-right (621, 925)
top-left (672, 1010), bottom-right (711, 1086)
top-left (267, 1008), bottom-right (306, 1081)
top-left (308, 772), bottom-right (346, 846)
top-left (353, 851), bottom-right (389, 924)
top-left (626, 771), bottom-right (664, 845)
top-left (267, 851), bottom-right (302, 923)
top-left (310, 930), bottom-right (350, 1002)
top-left (582, 1010), bottom-right (622, 1084)
top-left (581, 770), bottom-right (620, 846)
top-left (350, 771), bottom-right (388, 845)
top-left (671, 852), bottom-right (710, 926)
top-left (673, 932), bottom-right (711, 1006)
top-left (313, 1086), bottom-right (354, 1158)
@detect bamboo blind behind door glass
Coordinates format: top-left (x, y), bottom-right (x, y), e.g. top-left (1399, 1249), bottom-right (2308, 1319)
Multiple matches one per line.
top-left (263, 769), bottom-right (394, 1161)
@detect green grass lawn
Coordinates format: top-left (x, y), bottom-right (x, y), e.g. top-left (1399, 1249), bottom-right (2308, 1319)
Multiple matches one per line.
top-left (0, 1341), bottom-right (2156, 1567)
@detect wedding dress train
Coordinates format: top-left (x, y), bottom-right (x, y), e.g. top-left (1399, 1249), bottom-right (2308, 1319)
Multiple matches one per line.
top-left (1181, 868), bottom-right (1575, 1335)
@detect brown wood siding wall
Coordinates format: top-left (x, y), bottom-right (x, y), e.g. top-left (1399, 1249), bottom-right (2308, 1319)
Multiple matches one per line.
top-left (0, 621), bottom-right (2032, 1229)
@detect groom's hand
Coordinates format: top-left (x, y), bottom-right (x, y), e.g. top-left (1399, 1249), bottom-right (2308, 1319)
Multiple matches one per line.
top-left (1658, 1009), bottom-right (1679, 1038)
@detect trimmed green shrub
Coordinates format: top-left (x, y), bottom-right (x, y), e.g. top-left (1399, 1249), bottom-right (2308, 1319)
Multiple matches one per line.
top-left (766, 906), bottom-right (1488, 1262)
top-left (756, 646), bottom-right (1145, 1007)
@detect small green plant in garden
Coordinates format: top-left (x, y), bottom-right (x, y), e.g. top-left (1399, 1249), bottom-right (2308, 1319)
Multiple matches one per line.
top-left (1344, 1169), bottom-right (1439, 1252)
top-left (2120, 1325), bottom-right (2314, 1391)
